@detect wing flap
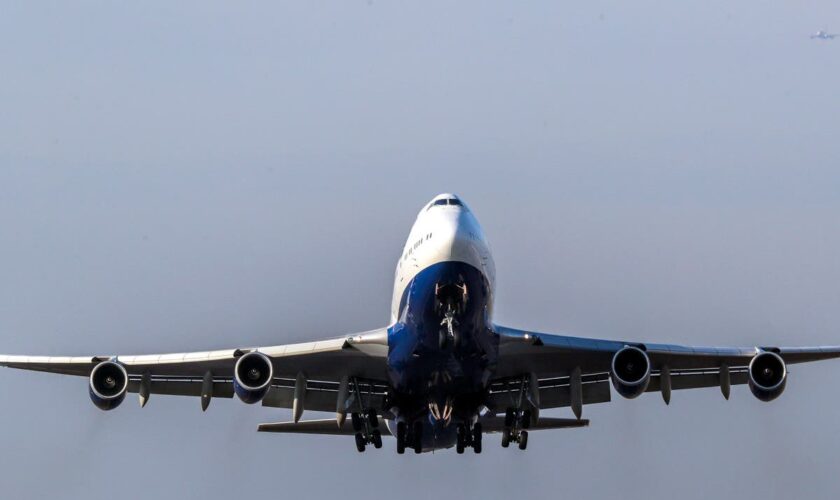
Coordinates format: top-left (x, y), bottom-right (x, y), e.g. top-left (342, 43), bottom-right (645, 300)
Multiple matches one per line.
top-left (261, 378), bottom-right (387, 412)
top-left (646, 368), bottom-right (749, 393)
top-left (487, 374), bottom-right (612, 411)
top-left (126, 379), bottom-right (235, 399)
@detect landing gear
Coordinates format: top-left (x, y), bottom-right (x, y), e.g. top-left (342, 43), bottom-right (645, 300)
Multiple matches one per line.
top-left (412, 421), bottom-right (423, 454)
top-left (439, 309), bottom-right (460, 349)
top-left (435, 281), bottom-right (467, 349)
top-left (396, 422), bottom-right (407, 454)
top-left (395, 420), bottom-right (425, 454)
top-left (455, 422), bottom-right (483, 454)
top-left (501, 407), bottom-right (531, 450)
top-left (472, 423), bottom-right (483, 454)
top-left (350, 409), bottom-right (382, 452)
top-left (366, 409), bottom-right (379, 428)
top-left (518, 431), bottom-right (528, 450)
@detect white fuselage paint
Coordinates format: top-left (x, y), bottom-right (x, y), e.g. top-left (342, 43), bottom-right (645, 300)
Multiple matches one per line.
top-left (389, 194), bottom-right (496, 324)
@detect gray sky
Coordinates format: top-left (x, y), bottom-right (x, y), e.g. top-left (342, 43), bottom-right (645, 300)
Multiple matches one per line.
top-left (2, 2), bottom-right (840, 499)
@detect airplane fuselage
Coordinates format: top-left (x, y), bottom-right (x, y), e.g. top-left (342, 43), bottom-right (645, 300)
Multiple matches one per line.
top-left (385, 194), bottom-right (498, 450)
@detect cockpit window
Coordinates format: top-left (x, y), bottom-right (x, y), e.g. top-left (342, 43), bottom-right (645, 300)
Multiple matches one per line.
top-left (428, 198), bottom-right (463, 210)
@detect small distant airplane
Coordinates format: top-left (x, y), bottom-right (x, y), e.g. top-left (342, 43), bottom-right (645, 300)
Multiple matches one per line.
top-left (811, 30), bottom-right (837, 40)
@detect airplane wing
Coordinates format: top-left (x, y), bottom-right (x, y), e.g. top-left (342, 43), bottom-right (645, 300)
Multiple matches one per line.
top-left (491, 325), bottom-right (840, 415)
top-left (0, 328), bottom-right (390, 413)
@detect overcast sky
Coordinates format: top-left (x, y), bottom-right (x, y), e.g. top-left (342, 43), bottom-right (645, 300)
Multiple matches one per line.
top-left (1, 2), bottom-right (840, 499)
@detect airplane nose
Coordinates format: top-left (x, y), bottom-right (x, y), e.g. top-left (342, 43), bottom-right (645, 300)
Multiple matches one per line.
top-left (434, 213), bottom-right (472, 257)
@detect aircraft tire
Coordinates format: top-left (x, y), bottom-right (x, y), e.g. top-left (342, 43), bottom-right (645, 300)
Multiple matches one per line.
top-left (518, 431), bottom-right (528, 451)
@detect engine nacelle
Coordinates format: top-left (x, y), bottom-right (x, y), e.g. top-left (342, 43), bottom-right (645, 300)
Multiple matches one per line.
top-left (610, 346), bottom-right (651, 399)
top-left (748, 351), bottom-right (787, 402)
top-left (89, 360), bottom-right (129, 411)
top-left (233, 352), bottom-right (274, 404)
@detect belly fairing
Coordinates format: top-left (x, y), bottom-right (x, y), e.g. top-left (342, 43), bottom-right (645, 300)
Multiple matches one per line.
top-left (387, 261), bottom-right (498, 396)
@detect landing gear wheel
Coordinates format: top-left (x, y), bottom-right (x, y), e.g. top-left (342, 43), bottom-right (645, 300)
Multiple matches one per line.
top-left (371, 429), bottom-right (382, 449)
top-left (456, 424), bottom-right (466, 454)
top-left (351, 413), bottom-right (363, 432)
top-left (472, 423), bottom-right (483, 454)
top-left (518, 431), bottom-right (528, 450)
top-left (355, 432), bottom-right (366, 452)
top-left (501, 428), bottom-right (511, 448)
top-left (366, 409), bottom-right (379, 428)
top-left (412, 421), bottom-right (423, 454)
top-left (396, 422), bottom-right (406, 454)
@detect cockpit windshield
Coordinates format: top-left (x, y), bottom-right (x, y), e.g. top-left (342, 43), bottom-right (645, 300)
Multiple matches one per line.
top-left (430, 198), bottom-right (463, 209)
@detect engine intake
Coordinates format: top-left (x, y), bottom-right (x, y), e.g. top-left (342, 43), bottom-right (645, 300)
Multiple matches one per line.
top-left (610, 346), bottom-right (651, 399)
top-left (89, 360), bottom-right (129, 411)
top-left (233, 352), bottom-right (274, 404)
top-left (748, 351), bottom-right (787, 402)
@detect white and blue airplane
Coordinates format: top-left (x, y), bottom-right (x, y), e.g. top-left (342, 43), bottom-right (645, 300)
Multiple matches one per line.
top-left (3, 193), bottom-right (840, 454)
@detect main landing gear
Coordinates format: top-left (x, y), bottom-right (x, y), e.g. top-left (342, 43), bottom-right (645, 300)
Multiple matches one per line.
top-left (351, 409), bottom-right (382, 452)
top-left (501, 408), bottom-right (530, 450)
top-left (455, 422), bottom-right (483, 454)
top-left (395, 421), bottom-right (424, 454)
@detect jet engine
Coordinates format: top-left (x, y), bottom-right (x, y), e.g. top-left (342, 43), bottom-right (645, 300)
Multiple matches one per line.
top-left (610, 346), bottom-right (651, 399)
top-left (89, 360), bottom-right (129, 411)
top-left (233, 352), bottom-right (274, 404)
top-left (748, 351), bottom-right (787, 402)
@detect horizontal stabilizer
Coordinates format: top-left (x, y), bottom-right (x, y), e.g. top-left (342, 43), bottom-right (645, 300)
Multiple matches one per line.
top-left (258, 418), bottom-right (391, 435)
top-left (480, 415), bottom-right (589, 433)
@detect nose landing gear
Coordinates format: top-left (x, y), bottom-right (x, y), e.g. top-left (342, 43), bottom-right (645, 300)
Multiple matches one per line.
top-left (435, 281), bottom-right (467, 349)
top-left (439, 310), bottom-right (460, 349)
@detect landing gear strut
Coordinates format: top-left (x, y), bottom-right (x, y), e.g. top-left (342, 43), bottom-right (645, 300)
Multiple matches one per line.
top-left (351, 409), bottom-right (382, 452)
top-left (435, 281), bottom-right (467, 349)
top-left (455, 422), bottom-right (483, 454)
top-left (349, 379), bottom-right (382, 452)
top-left (501, 407), bottom-right (530, 450)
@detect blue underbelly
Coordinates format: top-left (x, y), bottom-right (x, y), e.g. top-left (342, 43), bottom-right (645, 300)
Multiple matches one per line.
top-left (387, 261), bottom-right (498, 397)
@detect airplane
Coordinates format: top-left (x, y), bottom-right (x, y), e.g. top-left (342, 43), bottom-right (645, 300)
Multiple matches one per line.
top-left (811, 30), bottom-right (837, 40)
top-left (2, 192), bottom-right (840, 454)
